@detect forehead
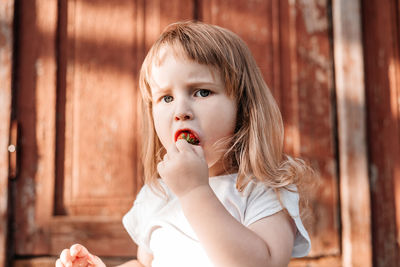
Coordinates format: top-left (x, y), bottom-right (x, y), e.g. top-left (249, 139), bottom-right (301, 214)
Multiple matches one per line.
top-left (148, 45), bottom-right (222, 88)
top-left (152, 43), bottom-right (187, 66)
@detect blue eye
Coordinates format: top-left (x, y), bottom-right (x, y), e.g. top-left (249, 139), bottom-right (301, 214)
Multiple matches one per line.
top-left (195, 89), bottom-right (211, 97)
top-left (162, 95), bottom-right (173, 103)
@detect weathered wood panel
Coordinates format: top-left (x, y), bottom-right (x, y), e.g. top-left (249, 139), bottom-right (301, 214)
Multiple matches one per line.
top-left (279, 1), bottom-right (339, 257)
top-left (362, 0), bottom-right (400, 266)
top-left (333, 0), bottom-right (373, 266)
top-left (14, 0), bottom-right (58, 255)
top-left (13, 0), bottom-right (196, 259)
top-left (63, 0), bottom-right (138, 216)
top-left (0, 1), bottom-right (14, 266)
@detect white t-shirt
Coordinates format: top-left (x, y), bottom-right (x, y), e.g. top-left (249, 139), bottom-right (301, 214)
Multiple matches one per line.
top-left (123, 173), bottom-right (311, 267)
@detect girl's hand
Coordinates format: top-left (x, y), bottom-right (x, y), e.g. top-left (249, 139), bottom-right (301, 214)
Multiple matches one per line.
top-left (55, 244), bottom-right (106, 267)
top-left (157, 139), bottom-right (209, 197)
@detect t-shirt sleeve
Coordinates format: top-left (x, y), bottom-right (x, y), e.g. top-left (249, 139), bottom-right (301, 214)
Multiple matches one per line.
top-left (243, 183), bottom-right (311, 258)
top-left (122, 185), bottom-right (164, 254)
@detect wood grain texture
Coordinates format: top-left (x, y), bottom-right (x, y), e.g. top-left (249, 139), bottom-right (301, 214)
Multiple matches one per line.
top-left (13, 0), bottom-right (58, 255)
top-left (362, 0), bottom-right (400, 266)
top-left (13, 0), bottom-right (196, 258)
top-left (0, 1), bottom-right (14, 266)
top-left (280, 0), bottom-right (339, 256)
top-left (50, 217), bottom-right (136, 256)
top-left (64, 0), bottom-right (138, 216)
top-left (333, 0), bottom-right (373, 266)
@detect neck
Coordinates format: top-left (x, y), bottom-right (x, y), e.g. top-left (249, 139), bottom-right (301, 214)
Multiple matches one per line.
top-left (208, 159), bottom-right (236, 177)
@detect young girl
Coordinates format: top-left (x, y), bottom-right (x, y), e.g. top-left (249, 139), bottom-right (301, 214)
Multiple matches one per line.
top-left (56, 21), bottom-right (312, 267)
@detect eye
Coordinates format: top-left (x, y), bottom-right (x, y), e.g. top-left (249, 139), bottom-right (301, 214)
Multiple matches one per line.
top-left (194, 89), bottom-right (211, 97)
top-left (162, 95), bottom-right (174, 103)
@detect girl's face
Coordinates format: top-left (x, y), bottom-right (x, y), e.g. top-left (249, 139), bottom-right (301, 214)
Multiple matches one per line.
top-left (149, 46), bottom-right (237, 177)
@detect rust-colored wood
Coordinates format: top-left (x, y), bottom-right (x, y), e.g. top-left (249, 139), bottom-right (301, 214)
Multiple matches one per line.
top-left (63, 0), bottom-right (138, 216)
top-left (201, 0), bottom-right (339, 257)
top-left (0, 1), bottom-right (14, 266)
top-left (333, 0), bottom-right (373, 266)
top-left (144, 0), bottom-right (195, 51)
top-left (13, 0), bottom-right (196, 259)
top-left (49, 217), bottom-right (136, 256)
top-left (14, 0), bottom-right (58, 255)
top-left (281, 0), bottom-right (339, 257)
top-left (362, 0), bottom-right (400, 266)
top-left (56, 0), bottom-right (141, 256)
top-left (289, 255), bottom-right (341, 266)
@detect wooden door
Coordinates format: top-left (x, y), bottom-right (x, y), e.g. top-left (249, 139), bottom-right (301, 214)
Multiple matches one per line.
top-left (12, 0), bottom-right (194, 264)
top-left (362, 0), bottom-right (400, 265)
top-left (12, 0), bottom-right (340, 266)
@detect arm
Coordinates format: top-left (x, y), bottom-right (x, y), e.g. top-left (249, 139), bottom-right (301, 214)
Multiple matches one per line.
top-left (179, 186), bottom-right (295, 267)
top-left (157, 140), bottom-right (296, 267)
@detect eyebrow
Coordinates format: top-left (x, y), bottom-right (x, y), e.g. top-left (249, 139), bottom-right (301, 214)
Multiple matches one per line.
top-left (153, 81), bottom-right (221, 92)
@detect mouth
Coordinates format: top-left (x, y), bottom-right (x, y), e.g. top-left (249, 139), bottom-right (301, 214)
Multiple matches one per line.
top-left (174, 129), bottom-right (200, 145)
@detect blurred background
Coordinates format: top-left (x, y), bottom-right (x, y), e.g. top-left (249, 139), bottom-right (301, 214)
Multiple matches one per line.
top-left (0, 0), bottom-right (399, 266)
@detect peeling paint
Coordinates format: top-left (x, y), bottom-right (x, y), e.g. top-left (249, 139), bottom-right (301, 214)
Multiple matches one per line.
top-left (35, 59), bottom-right (44, 76)
top-left (299, 0), bottom-right (328, 34)
top-left (298, 39), bottom-right (330, 71)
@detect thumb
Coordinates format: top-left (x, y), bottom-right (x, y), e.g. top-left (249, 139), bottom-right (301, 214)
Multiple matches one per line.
top-left (88, 253), bottom-right (106, 267)
top-left (70, 244), bottom-right (89, 258)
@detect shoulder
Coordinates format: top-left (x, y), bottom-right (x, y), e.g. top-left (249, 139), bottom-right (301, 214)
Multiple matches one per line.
top-left (122, 181), bottom-right (172, 253)
top-left (245, 182), bottom-right (312, 258)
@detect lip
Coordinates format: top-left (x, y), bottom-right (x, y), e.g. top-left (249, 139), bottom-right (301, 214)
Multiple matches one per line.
top-left (174, 128), bottom-right (201, 144)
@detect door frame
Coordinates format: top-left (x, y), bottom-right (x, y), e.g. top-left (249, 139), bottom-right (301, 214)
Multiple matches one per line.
top-left (0, 1), bottom-right (15, 267)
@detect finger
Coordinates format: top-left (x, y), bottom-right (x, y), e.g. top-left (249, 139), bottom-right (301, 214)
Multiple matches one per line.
top-left (73, 257), bottom-right (89, 267)
top-left (70, 243), bottom-right (89, 258)
top-left (60, 249), bottom-right (73, 265)
top-left (55, 259), bottom-right (64, 267)
top-left (167, 141), bottom-right (179, 155)
top-left (163, 152), bottom-right (169, 161)
top-left (190, 143), bottom-right (206, 158)
top-left (88, 253), bottom-right (106, 267)
top-left (175, 139), bottom-right (193, 152)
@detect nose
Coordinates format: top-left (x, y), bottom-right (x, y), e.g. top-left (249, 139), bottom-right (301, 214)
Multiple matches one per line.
top-left (174, 98), bottom-right (193, 121)
top-left (175, 113), bottom-right (192, 121)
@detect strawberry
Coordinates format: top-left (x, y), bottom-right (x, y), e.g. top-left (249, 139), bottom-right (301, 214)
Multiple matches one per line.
top-left (177, 132), bottom-right (199, 145)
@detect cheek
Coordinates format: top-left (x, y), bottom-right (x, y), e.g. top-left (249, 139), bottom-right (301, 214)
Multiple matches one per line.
top-left (203, 101), bottom-right (237, 142)
top-left (152, 108), bottom-right (170, 145)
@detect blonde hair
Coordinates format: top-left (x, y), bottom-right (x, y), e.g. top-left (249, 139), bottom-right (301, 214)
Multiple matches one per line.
top-left (139, 21), bottom-right (313, 199)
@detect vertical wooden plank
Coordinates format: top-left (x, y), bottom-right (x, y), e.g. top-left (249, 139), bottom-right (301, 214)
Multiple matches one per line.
top-left (333, 0), bottom-right (372, 266)
top-left (362, 0), bottom-right (400, 266)
top-left (14, 0), bottom-right (58, 255)
top-left (282, 0), bottom-right (339, 258)
top-left (0, 1), bottom-right (14, 265)
top-left (144, 0), bottom-right (194, 52)
top-left (64, 0), bottom-right (139, 216)
top-left (33, 0), bottom-right (58, 240)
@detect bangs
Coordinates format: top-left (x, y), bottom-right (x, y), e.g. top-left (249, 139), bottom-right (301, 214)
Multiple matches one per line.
top-left (139, 21), bottom-right (249, 104)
